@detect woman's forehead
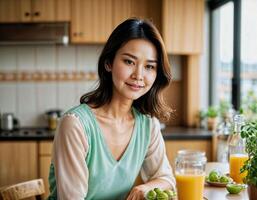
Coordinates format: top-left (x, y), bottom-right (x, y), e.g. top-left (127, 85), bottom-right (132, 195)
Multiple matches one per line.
top-left (117, 39), bottom-right (157, 60)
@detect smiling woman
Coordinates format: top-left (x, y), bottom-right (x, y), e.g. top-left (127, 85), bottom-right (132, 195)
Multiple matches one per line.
top-left (47, 18), bottom-right (175, 200)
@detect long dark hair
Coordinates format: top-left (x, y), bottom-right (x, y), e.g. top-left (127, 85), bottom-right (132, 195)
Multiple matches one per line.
top-left (80, 18), bottom-right (172, 121)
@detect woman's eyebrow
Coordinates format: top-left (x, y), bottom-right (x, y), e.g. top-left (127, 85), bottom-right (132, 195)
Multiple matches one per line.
top-left (122, 53), bottom-right (157, 63)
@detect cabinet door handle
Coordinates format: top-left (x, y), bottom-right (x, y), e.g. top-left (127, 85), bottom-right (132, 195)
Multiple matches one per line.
top-left (73, 32), bottom-right (77, 37)
top-left (34, 12), bottom-right (40, 17)
top-left (24, 12), bottom-right (30, 17)
top-left (79, 32), bottom-right (84, 36)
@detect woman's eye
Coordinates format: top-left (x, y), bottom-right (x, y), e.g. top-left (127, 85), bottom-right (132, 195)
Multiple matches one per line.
top-left (146, 65), bottom-right (156, 70)
top-left (124, 59), bottom-right (134, 65)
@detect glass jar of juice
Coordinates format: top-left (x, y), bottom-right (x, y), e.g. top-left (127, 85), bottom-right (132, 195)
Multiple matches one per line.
top-left (175, 150), bottom-right (207, 200)
top-left (228, 114), bottom-right (248, 183)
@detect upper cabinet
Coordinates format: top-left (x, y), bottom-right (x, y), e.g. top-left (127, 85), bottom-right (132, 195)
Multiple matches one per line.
top-left (71, 0), bottom-right (161, 44)
top-left (71, 0), bottom-right (113, 44)
top-left (112, 0), bottom-right (161, 31)
top-left (0, 0), bottom-right (22, 22)
top-left (162, 0), bottom-right (204, 54)
top-left (0, 0), bottom-right (70, 23)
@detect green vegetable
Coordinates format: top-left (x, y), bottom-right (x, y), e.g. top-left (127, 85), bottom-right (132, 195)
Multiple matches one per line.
top-left (208, 170), bottom-right (220, 182)
top-left (156, 191), bottom-right (168, 200)
top-left (145, 188), bottom-right (176, 200)
top-left (226, 183), bottom-right (245, 194)
top-left (163, 189), bottom-right (176, 198)
top-left (154, 188), bottom-right (163, 194)
top-left (220, 175), bottom-right (230, 183)
top-left (146, 190), bottom-right (157, 200)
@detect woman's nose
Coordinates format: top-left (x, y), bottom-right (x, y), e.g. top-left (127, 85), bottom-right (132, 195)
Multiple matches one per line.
top-left (132, 65), bottom-right (143, 81)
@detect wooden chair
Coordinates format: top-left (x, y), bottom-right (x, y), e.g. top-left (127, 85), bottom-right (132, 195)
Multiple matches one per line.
top-left (0, 179), bottom-right (45, 200)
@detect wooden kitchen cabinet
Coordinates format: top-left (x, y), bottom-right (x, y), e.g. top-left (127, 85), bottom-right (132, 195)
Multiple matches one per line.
top-left (39, 141), bottom-right (53, 198)
top-left (0, 0), bottom-right (22, 23)
top-left (165, 140), bottom-right (212, 167)
top-left (71, 0), bottom-right (161, 44)
top-left (71, 0), bottom-right (113, 43)
top-left (0, 0), bottom-right (70, 23)
top-left (162, 0), bottom-right (204, 54)
top-left (112, 0), bottom-right (162, 31)
top-left (0, 141), bottom-right (38, 187)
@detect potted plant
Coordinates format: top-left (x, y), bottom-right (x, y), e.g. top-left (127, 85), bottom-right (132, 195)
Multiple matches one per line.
top-left (207, 106), bottom-right (218, 131)
top-left (196, 110), bottom-right (206, 129)
top-left (240, 121), bottom-right (257, 200)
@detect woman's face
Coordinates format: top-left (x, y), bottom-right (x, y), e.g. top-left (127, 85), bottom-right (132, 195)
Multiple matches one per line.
top-left (108, 39), bottom-right (158, 102)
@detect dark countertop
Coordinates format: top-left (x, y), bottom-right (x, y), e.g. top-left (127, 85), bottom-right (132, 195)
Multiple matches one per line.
top-left (0, 126), bottom-right (212, 141)
top-left (162, 126), bottom-right (212, 140)
top-left (0, 128), bottom-right (55, 141)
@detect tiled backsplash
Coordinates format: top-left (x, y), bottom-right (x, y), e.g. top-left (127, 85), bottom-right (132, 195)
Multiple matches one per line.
top-left (0, 45), bottom-right (102, 127)
top-left (0, 44), bottom-right (181, 127)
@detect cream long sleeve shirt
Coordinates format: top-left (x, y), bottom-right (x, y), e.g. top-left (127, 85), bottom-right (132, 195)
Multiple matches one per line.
top-left (52, 113), bottom-right (176, 200)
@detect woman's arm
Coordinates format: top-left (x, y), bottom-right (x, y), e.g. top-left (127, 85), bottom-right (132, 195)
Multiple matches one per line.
top-left (52, 114), bottom-right (89, 200)
top-left (126, 117), bottom-right (176, 199)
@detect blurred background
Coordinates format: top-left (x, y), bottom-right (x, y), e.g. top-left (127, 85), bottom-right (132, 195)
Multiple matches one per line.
top-left (0, 0), bottom-right (257, 198)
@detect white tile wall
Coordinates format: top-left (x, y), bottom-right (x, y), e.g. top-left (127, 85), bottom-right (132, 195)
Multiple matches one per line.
top-left (0, 82), bottom-right (17, 113)
top-left (77, 45), bottom-right (103, 72)
top-left (57, 46), bottom-right (76, 71)
top-left (0, 44), bottom-right (103, 127)
top-left (57, 82), bottom-right (77, 111)
top-left (36, 46), bottom-right (56, 71)
top-left (76, 80), bottom-right (98, 102)
top-left (36, 82), bottom-right (57, 126)
top-left (0, 44), bottom-right (181, 127)
top-left (0, 46), bottom-right (17, 71)
top-left (17, 83), bottom-right (38, 126)
top-left (17, 46), bottom-right (35, 71)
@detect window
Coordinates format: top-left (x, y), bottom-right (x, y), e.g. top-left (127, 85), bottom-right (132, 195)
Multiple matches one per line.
top-left (241, 0), bottom-right (257, 99)
top-left (210, 1), bottom-right (234, 105)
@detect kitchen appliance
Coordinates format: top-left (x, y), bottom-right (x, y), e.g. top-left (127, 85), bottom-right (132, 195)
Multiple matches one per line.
top-left (45, 109), bottom-right (63, 130)
top-left (0, 22), bottom-right (69, 45)
top-left (0, 113), bottom-right (19, 131)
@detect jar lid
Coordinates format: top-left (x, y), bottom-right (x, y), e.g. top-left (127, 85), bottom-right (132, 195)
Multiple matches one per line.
top-left (176, 149), bottom-right (207, 163)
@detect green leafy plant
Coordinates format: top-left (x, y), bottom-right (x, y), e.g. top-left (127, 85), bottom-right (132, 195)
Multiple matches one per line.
top-left (240, 121), bottom-right (257, 187)
top-left (207, 106), bottom-right (218, 118)
top-left (218, 100), bottom-right (232, 117)
top-left (241, 90), bottom-right (257, 121)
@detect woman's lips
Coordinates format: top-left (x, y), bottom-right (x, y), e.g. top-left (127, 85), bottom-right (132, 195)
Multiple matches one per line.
top-left (126, 83), bottom-right (144, 90)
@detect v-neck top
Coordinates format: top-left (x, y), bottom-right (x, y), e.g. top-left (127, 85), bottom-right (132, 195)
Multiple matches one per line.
top-left (48, 104), bottom-right (175, 200)
top-left (48, 104), bottom-right (153, 200)
top-left (86, 104), bottom-right (138, 164)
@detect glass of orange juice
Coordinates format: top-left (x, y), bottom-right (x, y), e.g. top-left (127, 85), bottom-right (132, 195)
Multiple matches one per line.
top-left (229, 153), bottom-right (248, 183)
top-left (175, 150), bottom-right (207, 200)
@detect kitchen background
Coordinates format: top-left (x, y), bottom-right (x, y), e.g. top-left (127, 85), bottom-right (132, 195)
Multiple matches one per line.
top-left (0, 45), bottom-right (183, 127)
top-left (0, 0), bottom-right (216, 197)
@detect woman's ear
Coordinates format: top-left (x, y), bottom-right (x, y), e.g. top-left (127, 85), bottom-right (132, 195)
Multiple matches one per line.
top-left (105, 61), bottom-right (112, 72)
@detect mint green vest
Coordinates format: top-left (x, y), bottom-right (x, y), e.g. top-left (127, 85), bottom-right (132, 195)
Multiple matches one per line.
top-left (48, 104), bottom-right (151, 200)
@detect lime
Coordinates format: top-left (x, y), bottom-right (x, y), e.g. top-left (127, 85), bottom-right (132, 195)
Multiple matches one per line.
top-left (226, 183), bottom-right (244, 194)
top-left (146, 190), bottom-right (157, 200)
top-left (163, 189), bottom-right (175, 198)
top-left (156, 191), bottom-right (169, 200)
top-left (208, 170), bottom-right (220, 182)
top-left (154, 188), bottom-right (163, 194)
top-left (220, 175), bottom-right (230, 183)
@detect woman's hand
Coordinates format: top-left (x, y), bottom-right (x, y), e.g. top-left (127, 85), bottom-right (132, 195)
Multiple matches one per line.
top-left (126, 184), bottom-right (149, 200)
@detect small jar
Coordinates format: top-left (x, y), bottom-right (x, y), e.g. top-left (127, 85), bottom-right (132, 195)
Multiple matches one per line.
top-left (175, 150), bottom-right (207, 200)
top-left (48, 112), bottom-right (58, 130)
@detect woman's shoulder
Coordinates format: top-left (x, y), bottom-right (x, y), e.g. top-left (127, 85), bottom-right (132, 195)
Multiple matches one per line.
top-left (65, 104), bottom-right (88, 115)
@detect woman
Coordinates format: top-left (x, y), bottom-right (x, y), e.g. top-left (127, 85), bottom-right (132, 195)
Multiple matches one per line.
top-left (48, 18), bottom-right (175, 200)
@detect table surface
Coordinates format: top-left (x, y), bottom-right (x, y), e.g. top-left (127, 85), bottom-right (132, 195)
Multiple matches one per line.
top-left (204, 162), bottom-right (249, 200)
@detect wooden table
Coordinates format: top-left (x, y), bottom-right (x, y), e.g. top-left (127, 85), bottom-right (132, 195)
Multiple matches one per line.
top-left (204, 162), bottom-right (249, 200)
